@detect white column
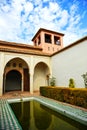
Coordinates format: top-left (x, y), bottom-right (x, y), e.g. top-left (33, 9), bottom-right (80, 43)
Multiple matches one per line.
top-left (0, 76), bottom-right (3, 96)
top-left (30, 73), bottom-right (34, 94)
top-left (29, 56), bottom-right (34, 94)
top-left (0, 53), bottom-right (5, 96)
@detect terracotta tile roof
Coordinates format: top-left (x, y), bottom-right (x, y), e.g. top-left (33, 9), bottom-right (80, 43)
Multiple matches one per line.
top-left (0, 40), bottom-right (51, 56)
top-left (0, 40), bottom-right (42, 50)
top-left (32, 28), bottom-right (64, 41)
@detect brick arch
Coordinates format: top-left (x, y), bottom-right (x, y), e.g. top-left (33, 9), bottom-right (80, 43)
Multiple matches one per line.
top-left (3, 57), bottom-right (30, 93)
top-left (4, 55), bottom-right (30, 68)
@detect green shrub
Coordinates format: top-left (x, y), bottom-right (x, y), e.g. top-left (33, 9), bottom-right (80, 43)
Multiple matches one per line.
top-left (69, 78), bottom-right (75, 88)
top-left (49, 77), bottom-right (56, 86)
top-left (40, 86), bottom-right (87, 108)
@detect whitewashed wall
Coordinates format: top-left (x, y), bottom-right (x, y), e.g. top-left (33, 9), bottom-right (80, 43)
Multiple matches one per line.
top-left (52, 39), bottom-right (87, 88)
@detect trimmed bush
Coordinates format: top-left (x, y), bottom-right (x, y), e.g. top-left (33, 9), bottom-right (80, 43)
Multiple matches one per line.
top-left (69, 78), bottom-right (75, 88)
top-left (40, 86), bottom-right (87, 108)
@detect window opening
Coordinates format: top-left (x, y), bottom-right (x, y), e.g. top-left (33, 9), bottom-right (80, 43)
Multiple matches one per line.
top-left (34, 40), bottom-right (37, 46)
top-left (6, 62), bottom-right (11, 67)
top-left (38, 35), bottom-right (41, 45)
top-left (45, 34), bottom-right (51, 43)
top-left (13, 63), bottom-right (16, 67)
top-left (19, 63), bottom-right (22, 68)
top-left (54, 36), bottom-right (61, 45)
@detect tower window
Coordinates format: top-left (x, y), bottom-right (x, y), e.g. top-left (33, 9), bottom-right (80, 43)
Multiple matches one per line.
top-left (45, 34), bottom-right (51, 43)
top-left (54, 36), bottom-right (61, 45)
top-left (34, 40), bottom-right (37, 46)
top-left (38, 35), bottom-right (41, 45)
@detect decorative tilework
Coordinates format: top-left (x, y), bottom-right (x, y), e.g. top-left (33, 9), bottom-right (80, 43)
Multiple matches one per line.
top-left (34, 96), bottom-right (87, 125)
top-left (0, 99), bottom-right (22, 130)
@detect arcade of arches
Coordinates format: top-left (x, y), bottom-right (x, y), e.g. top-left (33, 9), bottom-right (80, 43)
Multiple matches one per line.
top-left (2, 57), bottom-right (50, 95)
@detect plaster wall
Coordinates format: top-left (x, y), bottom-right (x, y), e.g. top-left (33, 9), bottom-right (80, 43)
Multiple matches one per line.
top-left (52, 40), bottom-right (87, 88)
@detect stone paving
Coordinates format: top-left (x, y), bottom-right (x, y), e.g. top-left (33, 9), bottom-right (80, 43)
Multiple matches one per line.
top-left (0, 91), bottom-right (40, 99)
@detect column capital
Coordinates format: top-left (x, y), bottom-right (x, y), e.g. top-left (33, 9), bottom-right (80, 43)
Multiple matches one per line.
top-left (29, 72), bottom-right (34, 76)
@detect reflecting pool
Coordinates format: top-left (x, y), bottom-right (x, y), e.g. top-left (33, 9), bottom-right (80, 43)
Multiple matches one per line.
top-left (10, 100), bottom-right (87, 130)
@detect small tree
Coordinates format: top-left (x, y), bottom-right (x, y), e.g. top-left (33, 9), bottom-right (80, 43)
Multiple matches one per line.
top-left (50, 77), bottom-right (56, 86)
top-left (69, 78), bottom-right (75, 88)
top-left (82, 72), bottom-right (87, 88)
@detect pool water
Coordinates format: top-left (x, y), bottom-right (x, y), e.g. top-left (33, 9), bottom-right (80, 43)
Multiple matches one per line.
top-left (10, 100), bottom-right (87, 130)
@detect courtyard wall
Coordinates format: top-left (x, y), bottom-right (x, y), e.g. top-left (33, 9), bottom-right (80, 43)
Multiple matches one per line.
top-left (52, 36), bottom-right (87, 88)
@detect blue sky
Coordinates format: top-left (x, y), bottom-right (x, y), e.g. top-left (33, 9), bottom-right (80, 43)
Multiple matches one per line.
top-left (0, 0), bottom-right (87, 46)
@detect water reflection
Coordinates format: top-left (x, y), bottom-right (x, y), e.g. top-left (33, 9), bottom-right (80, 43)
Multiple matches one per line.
top-left (34, 101), bottom-right (52, 129)
top-left (10, 100), bottom-right (87, 130)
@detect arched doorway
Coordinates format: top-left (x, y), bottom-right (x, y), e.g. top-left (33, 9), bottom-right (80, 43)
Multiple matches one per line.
top-left (3, 57), bottom-right (30, 93)
top-left (5, 70), bottom-right (21, 92)
top-left (34, 62), bottom-right (50, 91)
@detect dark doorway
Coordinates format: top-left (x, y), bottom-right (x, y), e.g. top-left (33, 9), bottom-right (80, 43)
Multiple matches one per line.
top-left (23, 69), bottom-right (30, 91)
top-left (5, 70), bottom-right (21, 92)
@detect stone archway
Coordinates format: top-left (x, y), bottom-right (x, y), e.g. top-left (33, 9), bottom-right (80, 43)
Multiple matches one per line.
top-left (34, 62), bottom-right (50, 91)
top-left (3, 57), bottom-right (30, 93)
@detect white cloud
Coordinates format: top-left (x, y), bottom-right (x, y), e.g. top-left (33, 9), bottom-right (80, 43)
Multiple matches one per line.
top-left (58, 10), bottom-right (69, 28)
top-left (0, 17), bottom-right (7, 27)
top-left (0, 0), bottom-right (87, 46)
top-left (63, 32), bottom-right (79, 46)
top-left (49, 2), bottom-right (60, 13)
top-left (24, 1), bottom-right (33, 14)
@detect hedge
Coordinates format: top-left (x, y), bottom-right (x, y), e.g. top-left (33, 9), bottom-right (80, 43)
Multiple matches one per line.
top-left (40, 86), bottom-right (87, 108)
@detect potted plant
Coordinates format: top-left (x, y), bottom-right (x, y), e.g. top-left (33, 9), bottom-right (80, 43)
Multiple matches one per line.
top-left (69, 78), bottom-right (75, 88)
top-left (50, 77), bottom-right (56, 86)
top-left (82, 72), bottom-right (87, 88)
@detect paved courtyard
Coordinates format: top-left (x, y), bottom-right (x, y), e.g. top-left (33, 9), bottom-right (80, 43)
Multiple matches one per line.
top-left (0, 91), bottom-right (40, 99)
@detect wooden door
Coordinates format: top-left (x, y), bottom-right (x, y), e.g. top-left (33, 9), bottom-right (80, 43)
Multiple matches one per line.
top-left (23, 69), bottom-right (30, 91)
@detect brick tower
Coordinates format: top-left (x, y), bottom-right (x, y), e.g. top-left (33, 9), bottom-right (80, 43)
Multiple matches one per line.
top-left (32, 28), bottom-right (64, 54)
